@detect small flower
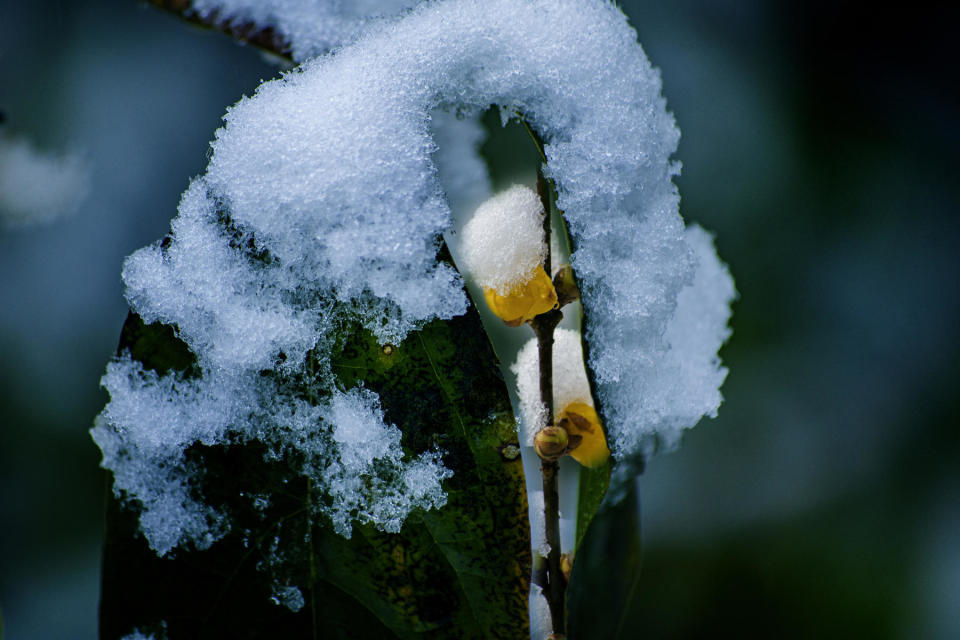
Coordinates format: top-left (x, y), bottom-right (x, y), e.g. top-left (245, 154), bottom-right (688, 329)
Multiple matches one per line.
top-left (482, 264), bottom-right (558, 326)
top-left (555, 401), bottom-right (608, 469)
top-left (459, 185), bottom-right (558, 325)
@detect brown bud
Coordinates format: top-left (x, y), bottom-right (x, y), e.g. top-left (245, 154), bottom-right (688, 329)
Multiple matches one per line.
top-left (552, 264), bottom-right (580, 307)
top-left (560, 552), bottom-right (574, 582)
top-left (534, 426), bottom-right (569, 461)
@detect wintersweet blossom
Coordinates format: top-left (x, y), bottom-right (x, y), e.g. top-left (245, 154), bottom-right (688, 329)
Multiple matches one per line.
top-left (482, 265), bottom-right (558, 326)
top-left (459, 185), bottom-right (558, 325)
top-left (514, 328), bottom-right (611, 468)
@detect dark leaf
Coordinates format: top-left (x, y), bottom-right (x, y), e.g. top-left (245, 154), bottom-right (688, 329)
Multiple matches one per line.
top-left (99, 303), bottom-right (530, 639)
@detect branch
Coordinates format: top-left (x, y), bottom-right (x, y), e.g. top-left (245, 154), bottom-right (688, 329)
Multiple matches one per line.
top-left (532, 156), bottom-right (567, 635)
top-left (144, 0), bottom-right (292, 58)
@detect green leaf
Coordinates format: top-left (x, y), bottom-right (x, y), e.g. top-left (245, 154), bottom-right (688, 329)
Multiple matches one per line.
top-left (566, 479), bottom-right (643, 639)
top-left (574, 461), bottom-right (611, 551)
top-left (98, 302), bottom-right (530, 639)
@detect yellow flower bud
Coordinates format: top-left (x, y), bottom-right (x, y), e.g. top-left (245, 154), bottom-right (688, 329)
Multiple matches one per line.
top-left (560, 552), bottom-right (574, 582)
top-left (534, 425), bottom-right (569, 461)
top-left (557, 401), bottom-right (609, 468)
top-left (482, 264), bottom-right (558, 326)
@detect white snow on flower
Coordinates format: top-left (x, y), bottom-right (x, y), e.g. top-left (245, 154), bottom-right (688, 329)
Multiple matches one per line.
top-left (458, 185), bottom-right (547, 294)
top-left (190, 0), bottom-right (418, 61)
top-left (95, 0), bottom-right (733, 556)
top-left (0, 135), bottom-right (89, 228)
top-left (513, 328), bottom-right (593, 446)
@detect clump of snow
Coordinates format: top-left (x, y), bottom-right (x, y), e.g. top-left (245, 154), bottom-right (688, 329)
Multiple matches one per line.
top-left (513, 329), bottom-right (594, 446)
top-left (595, 225), bottom-right (735, 457)
top-left (458, 185), bottom-right (546, 293)
top-left (189, 0), bottom-right (418, 61)
top-left (0, 134), bottom-right (89, 228)
top-left (321, 388), bottom-right (451, 536)
top-left (93, 356), bottom-right (450, 554)
top-left (96, 0), bottom-right (733, 566)
top-left (120, 622), bottom-right (167, 640)
top-left (271, 584), bottom-right (306, 612)
top-left (528, 583), bottom-right (552, 640)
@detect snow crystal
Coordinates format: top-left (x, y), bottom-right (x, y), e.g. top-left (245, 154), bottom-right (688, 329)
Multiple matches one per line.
top-left (190, 0), bottom-right (417, 61)
top-left (119, 622), bottom-right (167, 640)
top-left (271, 584), bottom-right (305, 612)
top-left (320, 388), bottom-right (450, 537)
top-left (458, 185), bottom-right (546, 293)
top-left (594, 225), bottom-right (735, 458)
top-left (0, 134), bottom-right (89, 228)
top-left (96, 0), bottom-right (733, 563)
top-left (528, 583), bottom-right (553, 639)
top-left (93, 355), bottom-right (450, 554)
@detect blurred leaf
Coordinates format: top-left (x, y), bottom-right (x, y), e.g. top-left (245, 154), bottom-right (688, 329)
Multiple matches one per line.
top-left (566, 479), bottom-right (642, 639)
top-left (99, 303), bottom-right (531, 639)
top-left (574, 461), bottom-right (611, 551)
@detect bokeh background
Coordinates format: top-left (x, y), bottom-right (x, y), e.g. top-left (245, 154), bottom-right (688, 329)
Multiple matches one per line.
top-left (1, 0), bottom-right (957, 637)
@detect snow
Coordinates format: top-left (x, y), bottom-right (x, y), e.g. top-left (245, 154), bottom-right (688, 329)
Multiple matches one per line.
top-left (0, 134), bottom-right (89, 228)
top-left (595, 225), bottom-right (735, 458)
top-left (512, 329), bottom-right (594, 447)
top-left (528, 583), bottom-right (552, 640)
top-left (93, 358), bottom-right (449, 554)
top-left (95, 0), bottom-right (733, 564)
top-left (271, 584), bottom-right (305, 612)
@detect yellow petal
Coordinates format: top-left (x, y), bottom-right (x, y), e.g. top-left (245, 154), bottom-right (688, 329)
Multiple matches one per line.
top-left (483, 265), bottom-right (558, 326)
top-left (557, 401), bottom-right (610, 468)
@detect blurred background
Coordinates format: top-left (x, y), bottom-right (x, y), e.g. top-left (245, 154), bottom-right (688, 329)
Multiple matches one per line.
top-left (0, 0), bottom-right (956, 637)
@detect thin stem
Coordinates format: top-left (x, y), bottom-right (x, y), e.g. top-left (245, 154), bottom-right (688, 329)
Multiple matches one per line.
top-left (531, 150), bottom-right (567, 635)
top-left (533, 307), bottom-right (564, 635)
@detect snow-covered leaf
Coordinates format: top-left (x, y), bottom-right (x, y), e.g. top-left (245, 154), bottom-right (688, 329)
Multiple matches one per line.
top-left (99, 306), bottom-right (531, 638)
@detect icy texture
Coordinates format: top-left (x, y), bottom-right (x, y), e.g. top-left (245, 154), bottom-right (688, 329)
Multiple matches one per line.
top-left (97, 0), bottom-right (733, 560)
top-left (271, 584), bottom-right (306, 612)
top-left (0, 135), bottom-right (89, 228)
top-left (190, 0), bottom-right (417, 61)
top-left (597, 225), bottom-right (735, 457)
top-left (459, 185), bottom-right (547, 293)
top-left (120, 624), bottom-right (166, 640)
top-left (321, 388), bottom-right (451, 536)
top-left (94, 355), bottom-right (450, 554)
top-left (528, 583), bottom-right (552, 639)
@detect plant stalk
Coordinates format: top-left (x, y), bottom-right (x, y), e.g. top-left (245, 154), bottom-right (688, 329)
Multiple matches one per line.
top-left (532, 157), bottom-right (566, 635)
